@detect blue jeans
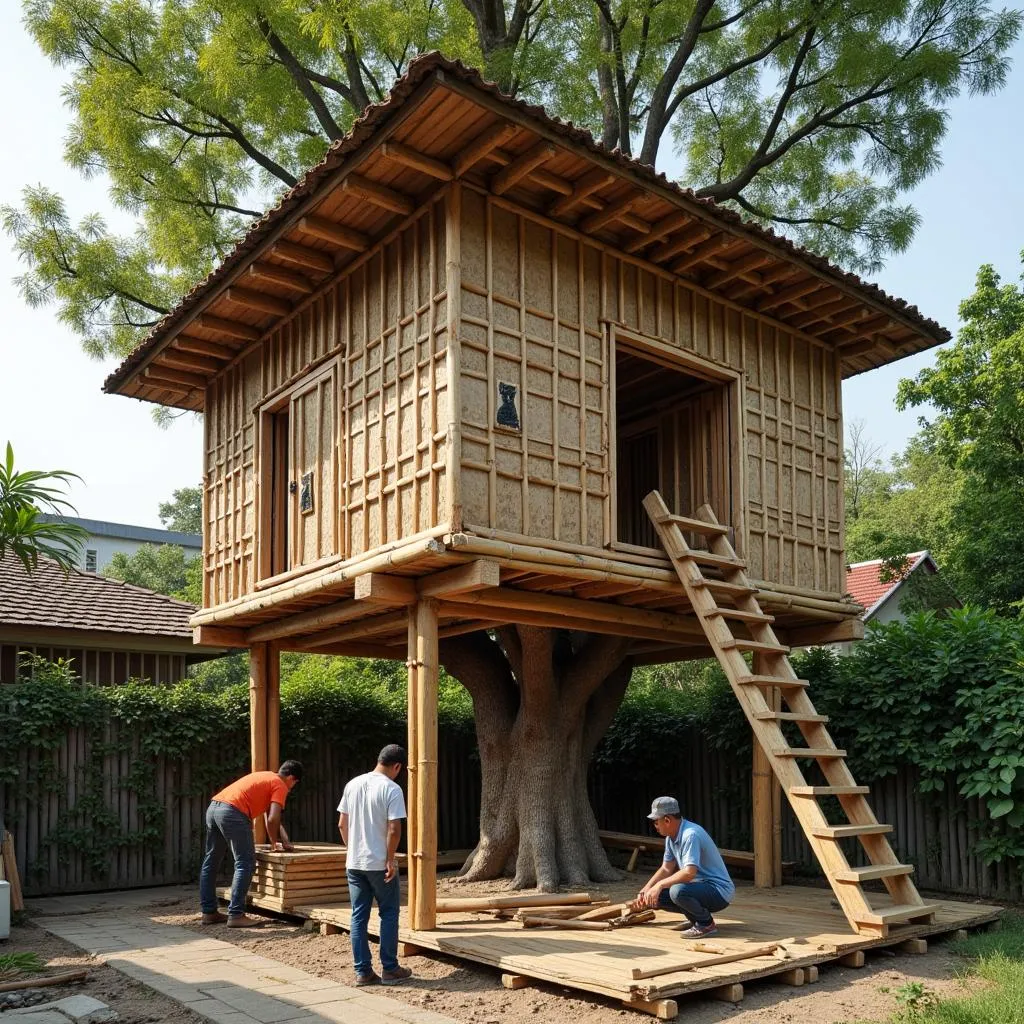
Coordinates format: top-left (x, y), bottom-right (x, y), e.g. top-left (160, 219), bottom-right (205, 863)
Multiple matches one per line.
top-left (199, 801), bottom-right (256, 917)
top-left (657, 881), bottom-right (730, 926)
top-left (347, 869), bottom-right (400, 976)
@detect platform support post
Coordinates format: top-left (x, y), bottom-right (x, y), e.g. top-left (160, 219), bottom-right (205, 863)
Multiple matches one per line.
top-left (408, 599), bottom-right (439, 931)
top-left (250, 642), bottom-right (269, 844)
top-left (752, 653), bottom-right (783, 887)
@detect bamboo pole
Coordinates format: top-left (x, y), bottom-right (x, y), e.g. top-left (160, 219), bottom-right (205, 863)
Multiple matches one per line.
top-left (406, 610), bottom-right (419, 925)
top-left (410, 599), bottom-right (439, 930)
top-left (250, 643), bottom-right (269, 844)
top-left (436, 892), bottom-right (596, 913)
top-left (267, 643), bottom-right (281, 773)
top-left (752, 652), bottom-right (782, 888)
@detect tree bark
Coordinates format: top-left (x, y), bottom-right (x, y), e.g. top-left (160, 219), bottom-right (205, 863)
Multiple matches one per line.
top-left (441, 626), bottom-right (632, 890)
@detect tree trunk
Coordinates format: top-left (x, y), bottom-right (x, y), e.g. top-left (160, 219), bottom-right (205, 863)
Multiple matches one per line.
top-left (441, 626), bottom-right (633, 890)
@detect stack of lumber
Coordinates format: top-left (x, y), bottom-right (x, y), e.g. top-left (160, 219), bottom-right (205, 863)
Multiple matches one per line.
top-left (431, 892), bottom-right (657, 931)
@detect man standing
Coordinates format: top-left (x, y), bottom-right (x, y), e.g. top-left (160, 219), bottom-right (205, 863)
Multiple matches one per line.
top-left (338, 744), bottom-right (412, 986)
top-left (636, 796), bottom-right (735, 938)
top-left (199, 760), bottom-right (304, 927)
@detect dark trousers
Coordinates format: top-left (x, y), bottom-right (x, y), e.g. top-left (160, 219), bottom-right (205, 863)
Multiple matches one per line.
top-left (199, 800), bottom-right (255, 917)
top-left (657, 880), bottom-right (730, 925)
top-left (346, 869), bottom-right (400, 976)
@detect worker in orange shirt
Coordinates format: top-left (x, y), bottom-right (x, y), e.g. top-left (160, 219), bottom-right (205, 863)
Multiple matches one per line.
top-left (199, 760), bottom-right (304, 926)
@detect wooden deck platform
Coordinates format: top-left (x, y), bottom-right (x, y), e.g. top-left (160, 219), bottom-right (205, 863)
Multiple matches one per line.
top-left (294, 879), bottom-right (1001, 1019)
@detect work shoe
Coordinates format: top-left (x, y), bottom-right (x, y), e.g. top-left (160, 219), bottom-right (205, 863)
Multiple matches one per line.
top-left (679, 920), bottom-right (718, 938)
top-left (381, 967), bottom-right (413, 985)
top-left (355, 972), bottom-right (381, 986)
top-left (227, 914), bottom-right (266, 928)
top-left (201, 911), bottom-right (227, 925)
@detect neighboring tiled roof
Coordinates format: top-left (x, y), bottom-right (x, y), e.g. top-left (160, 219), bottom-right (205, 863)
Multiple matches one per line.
top-left (845, 552), bottom-right (931, 618)
top-left (104, 52), bottom-right (948, 397)
top-left (37, 514), bottom-right (201, 549)
top-left (0, 553), bottom-right (204, 642)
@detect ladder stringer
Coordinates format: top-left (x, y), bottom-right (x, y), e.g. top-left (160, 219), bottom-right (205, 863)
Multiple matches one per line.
top-left (642, 490), bottom-right (936, 938)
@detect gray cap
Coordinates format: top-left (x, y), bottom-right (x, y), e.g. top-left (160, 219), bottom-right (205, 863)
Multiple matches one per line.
top-left (647, 796), bottom-right (680, 819)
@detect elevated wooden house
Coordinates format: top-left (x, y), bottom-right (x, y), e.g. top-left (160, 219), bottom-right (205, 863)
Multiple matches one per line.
top-left (105, 55), bottom-right (950, 942)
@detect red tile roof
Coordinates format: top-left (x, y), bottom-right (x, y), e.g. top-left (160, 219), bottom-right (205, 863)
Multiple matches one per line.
top-left (845, 552), bottom-right (930, 616)
top-left (0, 554), bottom-right (211, 644)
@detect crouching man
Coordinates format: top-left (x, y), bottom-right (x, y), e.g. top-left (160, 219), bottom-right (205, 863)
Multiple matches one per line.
top-left (636, 796), bottom-right (735, 938)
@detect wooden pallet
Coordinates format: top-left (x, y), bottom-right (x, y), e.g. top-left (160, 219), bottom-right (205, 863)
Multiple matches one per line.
top-left (642, 492), bottom-right (936, 938)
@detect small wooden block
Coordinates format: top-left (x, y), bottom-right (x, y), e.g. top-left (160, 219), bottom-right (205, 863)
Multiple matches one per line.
top-left (303, 919), bottom-right (317, 932)
top-left (400, 942), bottom-right (426, 957)
top-left (777, 968), bottom-right (805, 986)
top-left (320, 922), bottom-right (341, 936)
top-left (623, 997), bottom-right (678, 1020)
top-left (897, 938), bottom-right (928, 954)
top-left (805, 965), bottom-right (819, 983)
top-left (712, 983), bottom-right (744, 1003)
top-left (501, 974), bottom-right (530, 990)
top-left (953, 929), bottom-right (970, 941)
top-left (838, 951), bottom-right (865, 968)
top-left (626, 847), bottom-right (641, 873)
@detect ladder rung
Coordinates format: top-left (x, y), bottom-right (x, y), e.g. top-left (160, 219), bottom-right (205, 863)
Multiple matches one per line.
top-left (697, 580), bottom-right (758, 598)
top-left (684, 550), bottom-right (746, 570)
top-left (835, 864), bottom-right (915, 883)
top-left (773, 747), bottom-right (846, 759)
top-left (663, 514), bottom-right (729, 536)
top-left (812, 824), bottom-right (892, 839)
top-left (722, 638), bottom-right (790, 655)
top-left (737, 675), bottom-right (809, 689)
top-left (790, 786), bottom-right (869, 796)
top-left (755, 711), bottom-right (829, 723)
top-left (706, 608), bottom-right (774, 625)
top-left (854, 903), bottom-right (938, 927)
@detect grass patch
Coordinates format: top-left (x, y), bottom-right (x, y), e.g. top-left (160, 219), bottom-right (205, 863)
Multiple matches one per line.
top-left (0, 951), bottom-right (45, 980)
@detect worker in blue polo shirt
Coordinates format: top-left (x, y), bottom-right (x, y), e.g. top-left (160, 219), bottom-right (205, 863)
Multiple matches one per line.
top-left (635, 796), bottom-right (735, 938)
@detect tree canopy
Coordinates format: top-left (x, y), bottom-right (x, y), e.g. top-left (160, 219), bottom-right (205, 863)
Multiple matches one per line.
top-left (4, 0), bottom-right (1020, 361)
top-left (104, 542), bottom-right (202, 602)
top-left (158, 485), bottom-right (202, 534)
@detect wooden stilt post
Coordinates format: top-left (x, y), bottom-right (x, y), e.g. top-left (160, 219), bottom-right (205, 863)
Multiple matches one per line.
top-left (406, 611), bottom-right (420, 924)
top-left (752, 652), bottom-right (783, 888)
top-left (267, 643), bottom-right (281, 773)
top-left (410, 599), bottom-right (439, 931)
top-left (250, 643), bottom-right (269, 844)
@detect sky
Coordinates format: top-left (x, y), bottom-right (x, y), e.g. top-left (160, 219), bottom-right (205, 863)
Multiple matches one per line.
top-left (2, 8), bottom-right (1023, 529)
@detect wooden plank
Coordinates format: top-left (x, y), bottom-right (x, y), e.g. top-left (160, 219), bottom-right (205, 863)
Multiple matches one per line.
top-left (354, 574), bottom-right (418, 605)
top-left (193, 625), bottom-right (248, 648)
top-left (437, 893), bottom-right (596, 913)
top-left (418, 559), bottom-right (501, 598)
top-left (630, 944), bottom-right (780, 980)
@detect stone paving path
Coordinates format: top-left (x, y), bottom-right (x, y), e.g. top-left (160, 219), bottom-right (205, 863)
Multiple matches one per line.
top-left (30, 893), bottom-right (458, 1024)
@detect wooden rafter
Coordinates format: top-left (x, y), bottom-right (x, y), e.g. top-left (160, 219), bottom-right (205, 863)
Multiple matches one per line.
top-left (492, 141), bottom-right (556, 195)
top-left (174, 335), bottom-right (237, 360)
top-left (758, 278), bottom-right (824, 312)
top-left (299, 215), bottom-right (369, 252)
top-left (270, 240), bottom-right (335, 274)
top-left (341, 173), bottom-right (414, 216)
top-left (454, 122), bottom-right (518, 177)
top-left (380, 140), bottom-right (454, 180)
top-left (248, 261), bottom-right (315, 292)
top-left (548, 168), bottom-right (614, 217)
top-left (294, 610), bottom-right (408, 650)
top-left (225, 287), bottom-right (293, 317)
top-left (650, 224), bottom-right (714, 263)
top-left (836, 338), bottom-right (878, 359)
top-left (727, 264), bottom-right (797, 302)
top-left (704, 251), bottom-right (773, 289)
top-left (789, 296), bottom-right (857, 329)
top-left (144, 366), bottom-right (206, 390)
top-left (672, 234), bottom-right (734, 274)
top-left (196, 315), bottom-right (261, 341)
top-left (624, 210), bottom-right (693, 254)
top-left (161, 349), bottom-right (223, 374)
top-left (579, 192), bottom-right (645, 235)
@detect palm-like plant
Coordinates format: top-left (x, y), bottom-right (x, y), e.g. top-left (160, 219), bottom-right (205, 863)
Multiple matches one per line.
top-left (0, 442), bottom-right (88, 572)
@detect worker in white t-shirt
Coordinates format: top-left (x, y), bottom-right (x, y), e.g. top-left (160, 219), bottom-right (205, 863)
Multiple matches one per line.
top-left (337, 744), bottom-right (411, 986)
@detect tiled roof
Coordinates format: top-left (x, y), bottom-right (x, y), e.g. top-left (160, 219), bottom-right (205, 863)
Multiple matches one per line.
top-left (845, 552), bottom-right (930, 617)
top-left (0, 553), bottom-right (204, 642)
top-left (104, 52), bottom-right (948, 399)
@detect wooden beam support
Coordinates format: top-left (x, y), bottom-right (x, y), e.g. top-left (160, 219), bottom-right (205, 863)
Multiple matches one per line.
top-left (193, 625), bottom-right (248, 648)
top-left (174, 335), bottom-right (237, 360)
top-left (837, 338), bottom-right (879, 360)
top-left (354, 573), bottom-right (418, 605)
top-left (779, 618), bottom-right (865, 647)
top-left (292, 611), bottom-right (408, 651)
top-left (712, 983), bottom-right (744, 1003)
top-left (161, 349), bottom-right (224, 374)
top-left (342, 174), bottom-right (414, 216)
top-left (625, 210), bottom-right (694, 254)
top-left (580, 192), bottom-right (645, 235)
top-left (247, 598), bottom-right (372, 643)
top-left (298, 215), bottom-right (369, 252)
top-left (409, 599), bottom-right (439, 932)
top-left (197, 314), bottom-right (262, 341)
top-left (270, 240), bottom-right (335, 274)
top-left (897, 938), bottom-right (928, 954)
top-left (623, 998), bottom-right (678, 1020)
top-left (727, 263), bottom-right (796, 301)
top-left (671, 234), bottom-right (733, 274)
top-left (501, 974), bottom-right (530, 990)
top-left (758, 278), bottom-right (825, 312)
top-left (250, 642), bottom-right (269, 843)
top-left (650, 223), bottom-right (714, 263)
top-left (704, 250), bottom-right (773, 289)
top-left (418, 559), bottom-right (501, 598)
top-left (492, 141), bottom-right (556, 195)
top-left (549, 168), bottom-right (614, 217)
top-left (777, 968), bottom-right (805, 986)
top-left (248, 261), bottom-right (315, 292)
top-left (838, 951), bottom-right (866, 968)
top-left (293, 641), bottom-right (403, 660)
top-left (454, 122), bottom-right (519, 177)
top-left (225, 287), bottom-right (293, 317)
top-left (144, 366), bottom-right (206, 390)
top-left (381, 140), bottom-right (454, 180)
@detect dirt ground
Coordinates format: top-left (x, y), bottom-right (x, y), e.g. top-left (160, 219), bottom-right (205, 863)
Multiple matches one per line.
top-left (140, 878), bottom-right (987, 1024)
top-left (2, 918), bottom-right (203, 1024)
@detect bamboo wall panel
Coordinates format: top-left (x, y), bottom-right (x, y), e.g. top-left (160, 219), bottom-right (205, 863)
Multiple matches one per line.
top-left (459, 189), bottom-right (843, 593)
top-left (202, 199), bottom-right (449, 604)
top-left (0, 643), bottom-right (187, 686)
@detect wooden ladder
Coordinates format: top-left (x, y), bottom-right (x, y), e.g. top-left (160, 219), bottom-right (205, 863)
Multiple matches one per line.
top-left (643, 490), bottom-right (936, 938)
